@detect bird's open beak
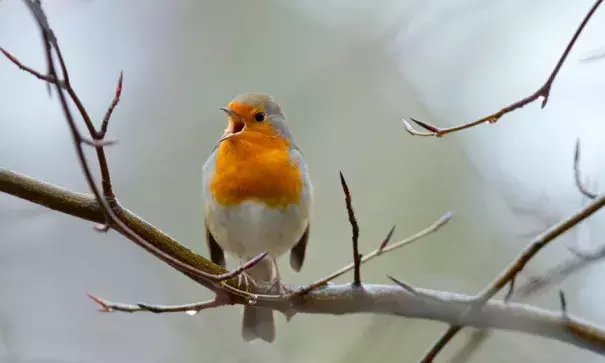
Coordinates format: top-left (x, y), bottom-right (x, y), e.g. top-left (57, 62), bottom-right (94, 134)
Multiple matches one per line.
top-left (218, 107), bottom-right (245, 143)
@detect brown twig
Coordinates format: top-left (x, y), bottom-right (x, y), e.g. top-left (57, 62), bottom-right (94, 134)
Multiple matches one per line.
top-left (420, 192), bottom-right (605, 362)
top-left (504, 276), bottom-right (516, 303)
top-left (1, 21), bottom-right (115, 200)
top-left (574, 138), bottom-right (598, 199)
top-left (99, 71), bottom-right (123, 138)
top-left (16, 0), bottom-right (263, 300)
top-left (402, 0), bottom-right (604, 138)
top-left (515, 242), bottom-right (605, 299)
top-left (339, 171), bottom-right (361, 286)
top-left (296, 211), bottom-right (452, 295)
top-left (87, 292), bottom-right (230, 314)
top-left (0, 47), bottom-right (61, 85)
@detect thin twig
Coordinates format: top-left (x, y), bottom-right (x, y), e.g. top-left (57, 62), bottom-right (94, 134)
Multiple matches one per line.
top-left (99, 71), bottom-right (123, 138)
top-left (1, 29), bottom-right (115, 199)
top-left (574, 138), bottom-right (598, 199)
top-left (420, 191), bottom-right (605, 362)
top-left (402, 0), bottom-right (604, 138)
top-left (0, 47), bottom-right (62, 85)
top-left (339, 171), bottom-right (361, 286)
top-left (516, 242), bottom-right (605, 299)
top-left (504, 275), bottom-right (516, 303)
top-left (559, 290), bottom-right (569, 321)
top-left (18, 1), bottom-right (262, 302)
top-left (420, 328), bottom-right (460, 363)
top-left (296, 211), bottom-right (452, 295)
top-left (87, 292), bottom-right (230, 314)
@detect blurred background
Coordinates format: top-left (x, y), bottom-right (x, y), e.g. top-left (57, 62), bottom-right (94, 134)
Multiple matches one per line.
top-left (1, 0), bottom-right (605, 362)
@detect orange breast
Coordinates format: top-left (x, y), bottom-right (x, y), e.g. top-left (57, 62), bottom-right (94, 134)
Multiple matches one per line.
top-left (209, 131), bottom-right (303, 209)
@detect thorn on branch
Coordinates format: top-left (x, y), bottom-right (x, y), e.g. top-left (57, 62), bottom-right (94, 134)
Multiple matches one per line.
top-left (387, 275), bottom-right (418, 295)
top-left (559, 290), bottom-right (569, 321)
top-left (403, 0), bottom-right (604, 138)
top-left (573, 138), bottom-right (598, 199)
top-left (339, 171), bottom-right (361, 286)
top-left (378, 225), bottom-right (396, 253)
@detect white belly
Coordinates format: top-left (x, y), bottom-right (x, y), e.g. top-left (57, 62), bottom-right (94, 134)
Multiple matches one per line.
top-left (206, 200), bottom-right (308, 262)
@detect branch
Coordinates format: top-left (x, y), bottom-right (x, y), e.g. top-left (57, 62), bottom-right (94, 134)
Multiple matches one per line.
top-left (0, 168), bottom-right (253, 297)
top-left (515, 242), bottom-right (605, 299)
top-left (574, 138), bottom-right (598, 199)
top-left (6, 169), bottom-right (605, 353)
top-left (14, 0), bottom-right (263, 301)
top-left (297, 211), bottom-right (452, 295)
top-left (87, 293), bottom-right (230, 314)
top-left (339, 171), bottom-right (362, 286)
top-left (402, 0), bottom-right (604, 138)
top-left (4, 1), bottom-right (605, 358)
top-left (86, 282), bottom-right (605, 355)
top-left (420, 191), bottom-right (605, 361)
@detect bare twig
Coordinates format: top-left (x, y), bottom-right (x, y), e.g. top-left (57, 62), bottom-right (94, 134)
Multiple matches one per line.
top-left (0, 47), bottom-right (61, 85)
top-left (87, 292), bottom-right (230, 314)
top-left (15, 0), bottom-right (263, 300)
top-left (559, 290), bottom-right (569, 321)
top-left (574, 138), bottom-right (598, 199)
top-left (420, 192), bottom-right (605, 362)
top-left (99, 71), bottom-right (123, 138)
top-left (296, 211), bottom-right (452, 295)
top-left (339, 171), bottom-right (362, 286)
top-left (402, 0), bottom-right (604, 138)
top-left (1, 16), bottom-right (115, 200)
top-left (504, 276), bottom-right (516, 303)
top-left (516, 242), bottom-right (605, 299)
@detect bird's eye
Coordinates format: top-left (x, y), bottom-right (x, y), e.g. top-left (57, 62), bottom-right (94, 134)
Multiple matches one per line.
top-left (254, 112), bottom-right (265, 122)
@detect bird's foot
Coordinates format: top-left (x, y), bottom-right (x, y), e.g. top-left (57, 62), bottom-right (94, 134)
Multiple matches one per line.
top-left (236, 272), bottom-right (257, 292)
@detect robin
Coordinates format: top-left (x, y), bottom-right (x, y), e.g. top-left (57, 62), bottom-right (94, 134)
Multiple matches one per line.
top-left (202, 93), bottom-right (313, 343)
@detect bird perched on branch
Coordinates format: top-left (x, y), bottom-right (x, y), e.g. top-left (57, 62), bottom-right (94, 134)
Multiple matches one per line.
top-left (202, 93), bottom-right (313, 342)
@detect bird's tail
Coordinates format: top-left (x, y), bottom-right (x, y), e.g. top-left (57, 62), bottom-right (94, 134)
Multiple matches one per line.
top-left (241, 258), bottom-right (276, 343)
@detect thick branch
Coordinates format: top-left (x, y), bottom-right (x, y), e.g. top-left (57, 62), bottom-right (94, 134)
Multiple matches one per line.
top-left (93, 283), bottom-right (605, 355)
top-left (0, 168), bottom-right (230, 290)
top-left (3, 168), bottom-right (605, 355)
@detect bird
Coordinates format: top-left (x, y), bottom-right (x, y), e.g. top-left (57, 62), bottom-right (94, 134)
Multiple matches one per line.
top-left (202, 93), bottom-right (313, 343)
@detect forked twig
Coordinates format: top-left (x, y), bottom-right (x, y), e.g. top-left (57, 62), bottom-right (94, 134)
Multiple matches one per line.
top-left (15, 0), bottom-right (264, 301)
top-left (420, 191), bottom-right (605, 362)
top-left (296, 211), bottom-right (452, 295)
top-left (403, 0), bottom-right (604, 138)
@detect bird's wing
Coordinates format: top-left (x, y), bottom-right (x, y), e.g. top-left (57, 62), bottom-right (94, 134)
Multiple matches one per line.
top-left (205, 218), bottom-right (225, 268)
top-left (290, 223), bottom-right (310, 272)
